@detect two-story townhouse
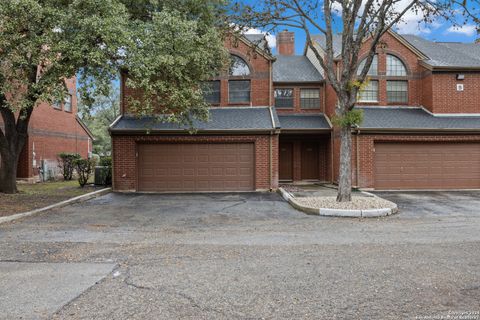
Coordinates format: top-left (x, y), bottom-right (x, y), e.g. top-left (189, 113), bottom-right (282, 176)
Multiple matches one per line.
top-left (110, 29), bottom-right (480, 193)
top-left (0, 78), bottom-right (94, 182)
top-left (310, 30), bottom-right (480, 190)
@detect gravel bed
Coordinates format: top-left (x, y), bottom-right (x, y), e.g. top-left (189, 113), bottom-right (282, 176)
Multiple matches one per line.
top-left (295, 196), bottom-right (397, 210)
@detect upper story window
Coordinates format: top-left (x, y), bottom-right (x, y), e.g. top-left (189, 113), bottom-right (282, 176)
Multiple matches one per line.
top-left (300, 88), bottom-right (320, 109)
top-left (387, 80), bottom-right (408, 103)
top-left (64, 95), bottom-right (72, 112)
top-left (357, 55), bottom-right (378, 76)
top-left (229, 80), bottom-right (250, 103)
top-left (387, 54), bottom-right (407, 76)
top-left (358, 80), bottom-right (378, 102)
top-left (202, 81), bottom-right (221, 104)
top-left (229, 55), bottom-right (250, 76)
top-left (53, 100), bottom-right (62, 110)
top-left (274, 88), bottom-right (294, 109)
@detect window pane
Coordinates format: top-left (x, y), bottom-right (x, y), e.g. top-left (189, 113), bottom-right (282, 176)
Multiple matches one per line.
top-left (357, 55), bottom-right (378, 76)
top-left (229, 55), bottom-right (250, 76)
top-left (202, 81), bottom-right (220, 104)
top-left (387, 55), bottom-right (407, 76)
top-left (387, 80), bottom-right (408, 103)
top-left (358, 80), bottom-right (378, 102)
top-left (300, 89), bottom-right (320, 109)
top-left (53, 100), bottom-right (61, 110)
top-left (274, 88), bottom-right (293, 108)
top-left (64, 95), bottom-right (72, 112)
top-left (229, 80), bottom-right (250, 103)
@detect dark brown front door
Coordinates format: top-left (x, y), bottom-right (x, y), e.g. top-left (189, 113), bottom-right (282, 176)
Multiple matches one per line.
top-left (301, 142), bottom-right (319, 180)
top-left (137, 143), bottom-right (255, 192)
top-left (374, 142), bottom-right (480, 189)
top-left (279, 142), bottom-right (293, 180)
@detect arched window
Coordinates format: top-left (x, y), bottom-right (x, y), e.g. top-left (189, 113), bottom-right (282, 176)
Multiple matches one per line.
top-left (387, 54), bottom-right (407, 76)
top-left (229, 55), bottom-right (250, 76)
top-left (357, 55), bottom-right (378, 76)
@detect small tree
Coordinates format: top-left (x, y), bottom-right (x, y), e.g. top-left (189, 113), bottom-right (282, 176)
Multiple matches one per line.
top-left (233, 0), bottom-right (445, 201)
top-left (98, 156), bottom-right (113, 186)
top-left (58, 153), bottom-right (81, 181)
top-left (74, 158), bottom-right (97, 188)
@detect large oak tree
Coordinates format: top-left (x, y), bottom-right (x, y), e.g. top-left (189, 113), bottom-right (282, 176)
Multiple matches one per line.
top-left (0, 0), bottom-right (227, 193)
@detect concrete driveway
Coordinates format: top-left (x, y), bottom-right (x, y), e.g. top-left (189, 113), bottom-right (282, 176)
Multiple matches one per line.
top-left (0, 192), bottom-right (479, 319)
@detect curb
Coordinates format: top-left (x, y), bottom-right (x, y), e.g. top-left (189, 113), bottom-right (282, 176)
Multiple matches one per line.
top-left (278, 187), bottom-right (398, 218)
top-left (0, 187), bottom-right (112, 225)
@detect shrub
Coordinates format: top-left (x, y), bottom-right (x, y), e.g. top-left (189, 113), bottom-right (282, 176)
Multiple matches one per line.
top-left (58, 153), bottom-right (81, 181)
top-left (98, 156), bottom-right (112, 186)
top-left (74, 157), bottom-right (97, 187)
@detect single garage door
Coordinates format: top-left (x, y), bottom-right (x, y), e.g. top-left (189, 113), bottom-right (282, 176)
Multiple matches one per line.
top-left (137, 143), bottom-right (255, 192)
top-left (374, 142), bottom-right (480, 190)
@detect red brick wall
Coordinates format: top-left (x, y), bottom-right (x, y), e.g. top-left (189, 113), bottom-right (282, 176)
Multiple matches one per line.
top-left (0, 77), bottom-right (92, 178)
top-left (430, 72), bottom-right (480, 113)
top-left (273, 83), bottom-right (325, 114)
top-left (353, 134), bottom-right (480, 188)
top-left (112, 134), bottom-right (279, 191)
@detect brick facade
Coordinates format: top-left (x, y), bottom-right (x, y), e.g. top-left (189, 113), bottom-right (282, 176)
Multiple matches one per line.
top-left (112, 134), bottom-right (278, 191)
top-left (0, 78), bottom-right (92, 179)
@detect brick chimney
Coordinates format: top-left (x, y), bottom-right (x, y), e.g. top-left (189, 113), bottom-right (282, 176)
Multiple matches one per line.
top-left (277, 30), bottom-right (295, 55)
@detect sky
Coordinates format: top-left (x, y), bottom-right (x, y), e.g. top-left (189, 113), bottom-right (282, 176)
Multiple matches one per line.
top-left (239, 1), bottom-right (479, 55)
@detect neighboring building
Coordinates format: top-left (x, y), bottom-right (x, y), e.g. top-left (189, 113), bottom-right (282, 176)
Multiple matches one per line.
top-left (110, 29), bottom-right (480, 192)
top-left (0, 78), bottom-right (94, 182)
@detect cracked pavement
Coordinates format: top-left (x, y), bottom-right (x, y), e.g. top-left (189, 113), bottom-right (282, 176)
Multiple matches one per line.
top-left (0, 191), bottom-right (479, 319)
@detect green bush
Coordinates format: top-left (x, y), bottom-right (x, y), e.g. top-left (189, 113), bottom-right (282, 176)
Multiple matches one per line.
top-left (58, 153), bottom-right (81, 181)
top-left (98, 156), bottom-right (112, 186)
top-left (74, 157), bottom-right (97, 187)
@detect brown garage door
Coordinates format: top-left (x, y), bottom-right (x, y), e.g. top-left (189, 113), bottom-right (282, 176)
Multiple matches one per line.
top-left (137, 143), bottom-right (255, 192)
top-left (374, 142), bottom-right (480, 190)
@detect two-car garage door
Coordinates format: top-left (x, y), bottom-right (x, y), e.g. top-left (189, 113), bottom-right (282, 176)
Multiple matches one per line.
top-left (137, 143), bottom-right (255, 192)
top-left (374, 142), bottom-right (480, 190)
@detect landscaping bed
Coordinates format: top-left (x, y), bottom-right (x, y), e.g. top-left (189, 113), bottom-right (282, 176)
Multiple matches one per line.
top-left (295, 196), bottom-right (397, 211)
top-left (0, 181), bottom-right (100, 217)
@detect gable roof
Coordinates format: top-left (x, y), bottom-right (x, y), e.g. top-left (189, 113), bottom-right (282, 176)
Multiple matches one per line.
top-left (244, 34), bottom-right (269, 52)
top-left (110, 107), bottom-right (279, 133)
top-left (357, 106), bottom-right (480, 131)
top-left (273, 55), bottom-right (324, 82)
top-left (401, 35), bottom-right (480, 69)
top-left (311, 30), bottom-right (427, 61)
top-left (76, 116), bottom-right (95, 140)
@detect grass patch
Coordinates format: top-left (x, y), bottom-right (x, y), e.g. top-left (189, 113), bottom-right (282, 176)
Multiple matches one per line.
top-left (0, 179), bottom-right (101, 217)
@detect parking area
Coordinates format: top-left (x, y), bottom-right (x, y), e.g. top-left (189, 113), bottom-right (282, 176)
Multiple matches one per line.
top-left (0, 191), bottom-right (479, 319)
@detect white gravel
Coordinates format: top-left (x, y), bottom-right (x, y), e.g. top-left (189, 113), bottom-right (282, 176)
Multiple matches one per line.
top-left (295, 196), bottom-right (397, 210)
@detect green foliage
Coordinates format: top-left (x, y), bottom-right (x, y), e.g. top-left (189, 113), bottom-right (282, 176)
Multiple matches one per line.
top-left (74, 158), bottom-right (97, 188)
top-left (57, 153), bottom-right (81, 181)
top-left (78, 85), bottom-right (120, 156)
top-left (331, 109), bottom-right (364, 128)
top-left (98, 156), bottom-right (112, 186)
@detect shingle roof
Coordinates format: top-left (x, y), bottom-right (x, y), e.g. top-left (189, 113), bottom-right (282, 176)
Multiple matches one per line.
top-left (273, 56), bottom-right (323, 82)
top-left (244, 34), bottom-right (269, 52)
top-left (401, 35), bottom-right (480, 68)
top-left (311, 34), bottom-right (343, 57)
top-left (278, 114), bottom-right (331, 130)
top-left (110, 107), bottom-right (278, 132)
top-left (358, 106), bottom-right (480, 130)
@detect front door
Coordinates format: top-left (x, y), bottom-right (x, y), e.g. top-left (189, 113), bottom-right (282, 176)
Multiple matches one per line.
top-left (301, 142), bottom-right (319, 180)
top-left (279, 142), bottom-right (293, 181)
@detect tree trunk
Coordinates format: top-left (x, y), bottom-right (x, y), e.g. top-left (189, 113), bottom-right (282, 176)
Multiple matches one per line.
top-left (0, 147), bottom-right (21, 194)
top-left (336, 125), bottom-right (352, 202)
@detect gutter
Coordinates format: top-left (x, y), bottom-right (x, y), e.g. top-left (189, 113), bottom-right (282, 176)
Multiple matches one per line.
top-left (353, 127), bottom-right (480, 134)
